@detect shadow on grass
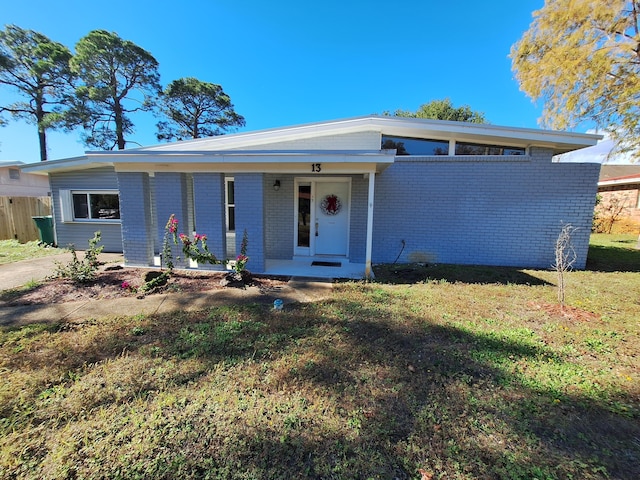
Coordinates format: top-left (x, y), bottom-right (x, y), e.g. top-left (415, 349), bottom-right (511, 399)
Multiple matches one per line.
top-left (586, 244), bottom-right (640, 272)
top-left (2, 297), bottom-right (639, 479)
top-left (373, 263), bottom-right (551, 286)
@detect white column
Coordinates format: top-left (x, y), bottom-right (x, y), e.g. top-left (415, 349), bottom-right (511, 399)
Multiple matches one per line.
top-left (365, 171), bottom-right (375, 278)
top-left (448, 139), bottom-right (455, 155)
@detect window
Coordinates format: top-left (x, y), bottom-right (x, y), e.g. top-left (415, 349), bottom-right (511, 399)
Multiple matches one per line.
top-left (225, 178), bottom-right (235, 231)
top-left (62, 191), bottom-right (120, 221)
top-left (381, 135), bottom-right (528, 156)
top-left (455, 142), bottom-right (525, 156)
top-left (9, 168), bottom-right (20, 180)
top-left (382, 135), bottom-right (449, 155)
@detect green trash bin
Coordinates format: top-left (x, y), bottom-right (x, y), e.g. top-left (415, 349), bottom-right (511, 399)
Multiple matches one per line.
top-left (32, 215), bottom-right (55, 246)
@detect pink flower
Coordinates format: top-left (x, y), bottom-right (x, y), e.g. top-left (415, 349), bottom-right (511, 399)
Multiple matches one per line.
top-left (179, 233), bottom-right (191, 245)
top-left (194, 233), bottom-right (207, 242)
top-left (165, 215), bottom-right (179, 233)
top-left (121, 281), bottom-right (130, 289)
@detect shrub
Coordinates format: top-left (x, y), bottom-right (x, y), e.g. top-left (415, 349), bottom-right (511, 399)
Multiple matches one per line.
top-left (54, 232), bottom-right (104, 284)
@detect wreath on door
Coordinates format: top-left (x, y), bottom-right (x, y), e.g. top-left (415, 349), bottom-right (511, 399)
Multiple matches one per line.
top-left (320, 194), bottom-right (341, 215)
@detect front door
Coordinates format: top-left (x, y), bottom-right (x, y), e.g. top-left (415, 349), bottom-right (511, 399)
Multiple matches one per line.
top-left (295, 179), bottom-right (351, 257)
top-left (314, 181), bottom-right (349, 256)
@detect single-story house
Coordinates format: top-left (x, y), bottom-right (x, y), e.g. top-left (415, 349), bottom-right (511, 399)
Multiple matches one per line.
top-left (598, 165), bottom-right (640, 224)
top-left (0, 161), bottom-right (50, 197)
top-left (22, 116), bottom-right (601, 278)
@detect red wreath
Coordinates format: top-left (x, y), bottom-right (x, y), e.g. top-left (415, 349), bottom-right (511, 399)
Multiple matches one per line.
top-left (321, 194), bottom-right (341, 215)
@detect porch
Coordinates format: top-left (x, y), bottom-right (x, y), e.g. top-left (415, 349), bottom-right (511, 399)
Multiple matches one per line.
top-left (264, 257), bottom-right (368, 279)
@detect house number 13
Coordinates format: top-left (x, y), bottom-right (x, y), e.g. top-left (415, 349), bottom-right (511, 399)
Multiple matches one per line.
top-left (311, 163), bottom-right (322, 172)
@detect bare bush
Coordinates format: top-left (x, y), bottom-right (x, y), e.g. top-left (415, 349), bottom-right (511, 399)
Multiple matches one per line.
top-left (552, 224), bottom-right (577, 309)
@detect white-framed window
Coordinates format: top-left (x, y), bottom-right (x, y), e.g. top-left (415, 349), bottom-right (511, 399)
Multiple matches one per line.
top-left (60, 190), bottom-right (120, 222)
top-left (225, 177), bottom-right (235, 231)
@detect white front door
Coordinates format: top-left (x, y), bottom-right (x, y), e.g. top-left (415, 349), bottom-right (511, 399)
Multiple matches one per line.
top-left (314, 181), bottom-right (349, 256)
top-left (294, 179), bottom-right (351, 257)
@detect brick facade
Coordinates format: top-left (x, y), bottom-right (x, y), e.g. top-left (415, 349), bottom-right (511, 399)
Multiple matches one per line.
top-left (234, 173), bottom-right (266, 272)
top-left (117, 172), bottom-right (153, 266)
top-left (372, 148), bottom-right (600, 269)
top-left (40, 118), bottom-right (601, 274)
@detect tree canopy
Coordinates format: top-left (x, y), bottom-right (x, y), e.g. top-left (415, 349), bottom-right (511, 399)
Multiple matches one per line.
top-left (511, 0), bottom-right (640, 158)
top-left (156, 77), bottom-right (245, 141)
top-left (69, 30), bottom-right (161, 150)
top-left (0, 25), bottom-right (75, 161)
top-left (384, 98), bottom-right (487, 123)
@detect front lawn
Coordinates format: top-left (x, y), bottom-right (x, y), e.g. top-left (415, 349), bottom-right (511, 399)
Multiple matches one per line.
top-left (0, 236), bottom-right (638, 479)
top-left (587, 233), bottom-right (640, 271)
top-left (0, 239), bottom-right (61, 265)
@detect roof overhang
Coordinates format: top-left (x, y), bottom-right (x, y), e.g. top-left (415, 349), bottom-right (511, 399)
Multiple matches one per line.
top-left (20, 115), bottom-right (602, 175)
top-left (598, 175), bottom-right (640, 187)
top-left (21, 150), bottom-right (397, 175)
top-left (131, 116), bottom-right (601, 156)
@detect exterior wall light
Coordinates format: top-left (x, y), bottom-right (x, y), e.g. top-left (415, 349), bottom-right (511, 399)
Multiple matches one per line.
top-left (273, 180), bottom-right (281, 191)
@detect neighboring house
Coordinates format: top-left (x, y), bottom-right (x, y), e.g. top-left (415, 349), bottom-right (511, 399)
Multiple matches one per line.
top-left (0, 161), bottom-right (52, 242)
top-left (0, 161), bottom-right (50, 196)
top-left (22, 116), bottom-right (601, 278)
top-left (597, 165), bottom-right (640, 224)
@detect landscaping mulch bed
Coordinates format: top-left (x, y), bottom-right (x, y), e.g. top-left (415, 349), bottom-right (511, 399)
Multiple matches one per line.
top-left (2, 266), bottom-right (289, 306)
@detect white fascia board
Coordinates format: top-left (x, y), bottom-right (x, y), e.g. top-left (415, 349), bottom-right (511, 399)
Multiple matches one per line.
top-left (19, 156), bottom-right (112, 175)
top-left (97, 150), bottom-right (396, 174)
top-left (88, 150), bottom-right (394, 163)
top-left (599, 177), bottom-right (640, 187)
top-left (0, 160), bottom-right (25, 167)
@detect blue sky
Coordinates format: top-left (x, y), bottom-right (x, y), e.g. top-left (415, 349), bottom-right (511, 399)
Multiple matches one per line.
top-left (1, 0), bottom-right (549, 163)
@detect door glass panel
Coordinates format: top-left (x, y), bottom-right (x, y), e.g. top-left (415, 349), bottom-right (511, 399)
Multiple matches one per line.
top-left (297, 184), bottom-right (311, 248)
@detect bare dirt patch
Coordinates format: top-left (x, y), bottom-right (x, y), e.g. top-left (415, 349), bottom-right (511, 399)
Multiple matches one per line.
top-left (3, 266), bottom-right (289, 306)
top-left (528, 301), bottom-right (600, 322)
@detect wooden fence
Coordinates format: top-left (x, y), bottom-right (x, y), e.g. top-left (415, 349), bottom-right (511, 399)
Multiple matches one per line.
top-left (0, 196), bottom-right (52, 243)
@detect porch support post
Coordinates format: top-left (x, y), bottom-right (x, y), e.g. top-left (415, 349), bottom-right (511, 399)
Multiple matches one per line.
top-left (365, 171), bottom-right (375, 278)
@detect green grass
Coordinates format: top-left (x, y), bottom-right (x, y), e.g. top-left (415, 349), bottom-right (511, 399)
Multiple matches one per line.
top-left (0, 239), bottom-right (61, 265)
top-left (587, 233), bottom-right (640, 271)
top-left (0, 235), bottom-right (638, 479)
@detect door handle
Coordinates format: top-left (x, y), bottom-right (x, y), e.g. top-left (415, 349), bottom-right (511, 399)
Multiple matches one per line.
top-left (315, 221), bottom-right (319, 236)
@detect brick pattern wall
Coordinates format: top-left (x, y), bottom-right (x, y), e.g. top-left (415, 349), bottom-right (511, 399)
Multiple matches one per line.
top-left (193, 173), bottom-right (227, 270)
top-left (597, 186), bottom-right (640, 222)
top-left (349, 175), bottom-right (369, 263)
top-left (117, 172), bottom-right (153, 266)
top-left (372, 148), bottom-right (600, 269)
top-left (264, 173), bottom-right (294, 259)
top-left (154, 173), bottom-right (190, 268)
top-left (234, 173), bottom-right (266, 272)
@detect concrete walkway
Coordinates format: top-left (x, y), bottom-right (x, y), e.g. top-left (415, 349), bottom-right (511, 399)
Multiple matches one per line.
top-left (0, 254), bottom-right (334, 326)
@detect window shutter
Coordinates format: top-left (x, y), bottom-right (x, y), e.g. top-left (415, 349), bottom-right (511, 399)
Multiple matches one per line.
top-left (60, 190), bottom-right (73, 222)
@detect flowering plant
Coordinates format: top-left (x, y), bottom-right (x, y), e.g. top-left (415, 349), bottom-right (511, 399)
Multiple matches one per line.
top-left (161, 214), bottom-right (179, 271)
top-left (161, 215), bottom-right (249, 274)
top-left (179, 231), bottom-right (222, 266)
top-left (234, 229), bottom-right (249, 273)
